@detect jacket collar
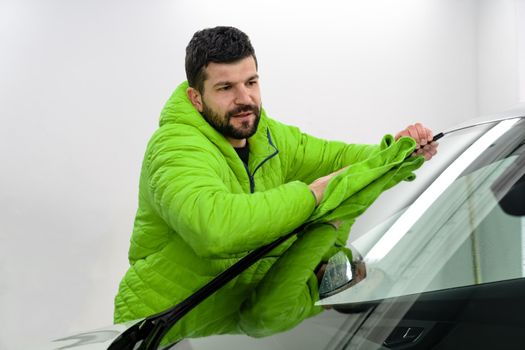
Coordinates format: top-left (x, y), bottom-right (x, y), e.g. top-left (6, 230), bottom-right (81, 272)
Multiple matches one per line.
top-left (159, 81), bottom-right (279, 174)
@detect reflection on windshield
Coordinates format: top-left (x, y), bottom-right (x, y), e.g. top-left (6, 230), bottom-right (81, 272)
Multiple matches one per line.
top-left (348, 121), bottom-right (495, 242)
top-left (320, 118), bottom-right (524, 305)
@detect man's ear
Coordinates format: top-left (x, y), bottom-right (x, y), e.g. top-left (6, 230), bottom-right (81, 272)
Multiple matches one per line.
top-left (187, 87), bottom-right (203, 112)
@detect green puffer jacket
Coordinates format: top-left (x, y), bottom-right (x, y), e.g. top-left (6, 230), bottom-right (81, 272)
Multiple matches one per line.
top-left (113, 81), bottom-right (380, 341)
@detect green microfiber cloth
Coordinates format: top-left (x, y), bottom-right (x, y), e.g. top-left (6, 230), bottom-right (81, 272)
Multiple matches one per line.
top-left (239, 135), bottom-right (424, 337)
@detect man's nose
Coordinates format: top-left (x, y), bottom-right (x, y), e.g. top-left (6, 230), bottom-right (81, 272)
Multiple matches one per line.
top-left (234, 86), bottom-right (252, 105)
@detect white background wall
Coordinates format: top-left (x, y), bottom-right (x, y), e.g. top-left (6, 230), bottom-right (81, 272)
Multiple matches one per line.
top-left (477, 0), bottom-right (521, 115)
top-left (0, 0), bottom-right (523, 348)
top-left (519, 0), bottom-right (525, 102)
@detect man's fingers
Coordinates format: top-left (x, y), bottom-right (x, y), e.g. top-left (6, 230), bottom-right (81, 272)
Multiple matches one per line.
top-left (423, 149), bottom-right (436, 160)
top-left (429, 142), bottom-right (438, 156)
top-left (407, 125), bottom-right (421, 145)
top-left (425, 127), bottom-right (433, 142)
top-left (398, 124), bottom-right (437, 160)
top-left (414, 123), bottom-right (427, 145)
top-left (398, 123), bottom-right (434, 146)
top-left (332, 165), bottom-right (349, 176)
top-left (414, 123), bottom-right (434, 145)
top-left (395, 129), bottom-right (410, 140)
top-left (330, 220), bottom-right (343, 229)
top-left (419, 142), bottom-right (438, 160)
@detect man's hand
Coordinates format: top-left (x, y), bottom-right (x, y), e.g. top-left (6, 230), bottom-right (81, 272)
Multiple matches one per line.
top-left (395, 123), bottom-right (438, 161)
top-left (310, 122), bottom-right (438, 206)
top-left (309, 166), bottom-right (348, 206)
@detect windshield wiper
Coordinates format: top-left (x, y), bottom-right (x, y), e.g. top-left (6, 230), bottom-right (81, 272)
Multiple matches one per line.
top-left (433, 117), bottom-right (524, 142)
top-left (107, 225), bottom-right (306, 350)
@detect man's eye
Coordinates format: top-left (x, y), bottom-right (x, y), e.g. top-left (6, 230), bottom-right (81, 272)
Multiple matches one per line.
top-left (248, 80), bottom-right (258, 86)
top-left (218, 86), bottom-right (231, 91)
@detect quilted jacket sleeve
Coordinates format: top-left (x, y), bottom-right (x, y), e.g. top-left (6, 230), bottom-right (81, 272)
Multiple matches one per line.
top-left (272, 120), bottom-right (380, 184)
top-left (144, 129), bottom-right (317, 259)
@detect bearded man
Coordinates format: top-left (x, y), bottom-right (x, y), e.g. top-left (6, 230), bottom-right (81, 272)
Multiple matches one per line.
top-left (114, 26), bottom-right (437, 343)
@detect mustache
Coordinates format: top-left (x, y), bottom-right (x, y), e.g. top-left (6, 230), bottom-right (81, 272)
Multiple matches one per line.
top-left (226, 105), bottom-right (260, 118)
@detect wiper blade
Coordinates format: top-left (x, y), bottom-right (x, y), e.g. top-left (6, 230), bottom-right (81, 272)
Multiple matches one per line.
top-left (432, 132), bottom-right (444, 142)
top-left (433, 117), bottom-right (524, 141)
top-left (108, 225), bottom-right (306, 350)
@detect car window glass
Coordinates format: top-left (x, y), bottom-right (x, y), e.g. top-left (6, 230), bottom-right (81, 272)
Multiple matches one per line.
top-left (350, 122), bottom-right (494, 242)
top-left (322, 118), bottom-right (525, 305)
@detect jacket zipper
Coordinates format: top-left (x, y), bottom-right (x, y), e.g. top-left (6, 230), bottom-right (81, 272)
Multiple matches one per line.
top-left (243, 163), bottom-right (256, 193)
top-left (243, 129), bottom-right (279, 193)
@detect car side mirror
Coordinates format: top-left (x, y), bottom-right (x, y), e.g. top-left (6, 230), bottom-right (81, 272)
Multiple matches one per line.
top-left (319, 244), bottom-right (367, 299)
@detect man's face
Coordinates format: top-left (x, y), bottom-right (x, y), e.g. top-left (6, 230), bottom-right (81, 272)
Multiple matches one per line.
top-left (189, 56), bottom-right (262, 146)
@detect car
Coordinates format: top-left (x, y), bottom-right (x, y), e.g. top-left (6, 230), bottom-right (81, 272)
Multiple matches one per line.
top-left (43, 107), bottom-right (525, 350)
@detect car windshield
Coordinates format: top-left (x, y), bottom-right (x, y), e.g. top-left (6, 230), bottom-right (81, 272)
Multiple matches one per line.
top-left (320, 117), bottom-right (525, 305)
top-left (169, 117), bottom-right (525, 350)
top-left (348, 120), bottom-right (496, 242)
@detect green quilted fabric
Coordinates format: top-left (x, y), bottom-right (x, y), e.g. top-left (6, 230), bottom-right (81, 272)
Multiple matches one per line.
top-left (238, 136), bottom-right (424, 337)
top-left (115, 78), bottom-right (424, 342)
top-left (310, 135), bottom-right (423, 224)
top-left (114, 81), bottom-right (385, 344)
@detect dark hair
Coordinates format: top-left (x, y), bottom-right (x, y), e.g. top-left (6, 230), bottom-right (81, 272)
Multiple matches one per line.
top-left (185, 26), bottom-right (257, 93)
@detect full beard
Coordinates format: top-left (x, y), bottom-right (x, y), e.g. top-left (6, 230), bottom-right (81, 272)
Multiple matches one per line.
top-left (201, 103), bottom-right (261, 140)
